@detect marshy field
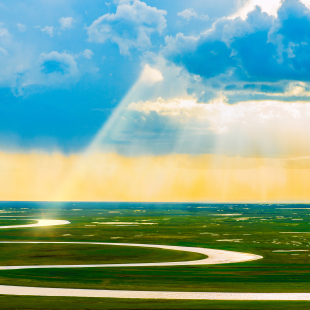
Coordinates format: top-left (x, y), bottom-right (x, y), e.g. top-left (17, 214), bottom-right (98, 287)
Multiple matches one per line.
top-left (0, 202), bottom-right (309, 309)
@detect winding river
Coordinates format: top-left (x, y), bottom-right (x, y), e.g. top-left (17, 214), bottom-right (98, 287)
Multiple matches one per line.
top-left (0, 219), bottom-right (309, 300)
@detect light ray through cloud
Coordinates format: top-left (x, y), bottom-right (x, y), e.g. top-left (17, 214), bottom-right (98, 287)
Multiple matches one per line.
top-left (88, 64), bottom-right (164, 154)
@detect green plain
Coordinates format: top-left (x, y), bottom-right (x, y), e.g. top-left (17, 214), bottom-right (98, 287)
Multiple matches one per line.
top-left (0, 203), bottom-right (309, 309)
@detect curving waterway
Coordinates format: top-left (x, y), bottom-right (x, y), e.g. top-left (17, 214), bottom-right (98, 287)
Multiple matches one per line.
top-left (0, 219), bottom-right (309, 300)
top-left (0, 219), bottom-right (70, 229)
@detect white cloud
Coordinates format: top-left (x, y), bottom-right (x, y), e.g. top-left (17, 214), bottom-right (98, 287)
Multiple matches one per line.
top-left (199, 14), bottom-right (209, 21)
top-left (126, 96), bottom-right (310, 156)
top-left (140, 64), bottom-right (163, 85)
top-left (0, 27), bottom-right (8, 36)
top-left (249, 82), bottom-right (310, 98)
top-left (39, 51), bottom-right (78, 77)
top-left (232, 0), bottom-right (310, 19)
top-left (128, 97), bottom-right (198, 116)
top-left (82, 49), bottom-right (94, 59)
top-left (87, 0), bottom-right (167, 55)
top-left (228, 0), bottom-right (290, 19)
top-left (17, 23), bottom-right (26, 32)
top-left (128, 97), bottom-right (310, 134)
top-left (59, 17), bottom-right (75, 30)
top-left (177, 8), bottom-right (209, 21)
top-left (41, 26), bottom-right (54, 37)
top-left (0, 23), bottom-right (81, 96)
top-left (16, 51), bottom-right (79, 93)
top-left (177, 8), bottom-right (198, 21)
top-left (163, 32), bottom-right (198, 56)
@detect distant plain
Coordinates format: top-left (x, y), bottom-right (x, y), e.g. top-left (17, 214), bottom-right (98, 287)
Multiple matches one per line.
top-left (0, 202), bottom-right (309, 309)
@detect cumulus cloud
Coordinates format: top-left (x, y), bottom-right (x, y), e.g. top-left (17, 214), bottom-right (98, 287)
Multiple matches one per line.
top-left (87, 0), bottom-right (167, 55)
top-left (230, 0), bottom-right (282, 19)
top-left (128, 97), bottom-right (307, 130)
top-left (140, 64), bottom-right (163, 85)
top-left (41, 26), bottom-right (54, 37)
top-left (39, 51), bottom-right (78, 77)
top-left (0, 26), bottom-right (8, 36)
top-left (14, 51), bottom-right (79, 94)
top-left (82, 49), bottom-right (94, 59)
top-left (0, 17), bottom-right (94, 96)
top-left (177, 8), bottom-right (198, 21)
top-left (177, 8), bottom-right (209, 21)
top-left (59, 17), bottom-right (75, 30)
top-left (17, 23), bottom-right (26, 32)
top-left (0, 48), bottom-right (80, 96)
top-left (164, 0), bottom-right (310, 101)
top-left (126, 96), bottom-right (310, 156)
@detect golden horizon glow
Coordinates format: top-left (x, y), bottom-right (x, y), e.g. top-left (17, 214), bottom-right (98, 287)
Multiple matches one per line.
top-left (1, 151), bottom-right (310, 203)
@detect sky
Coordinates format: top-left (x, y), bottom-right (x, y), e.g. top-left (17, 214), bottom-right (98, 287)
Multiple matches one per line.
top-left (1, 0), bottom-right (310, 202)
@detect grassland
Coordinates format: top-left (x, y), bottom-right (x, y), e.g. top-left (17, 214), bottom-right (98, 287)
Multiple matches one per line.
top-left (0, 202), bottom-right (309, 309)
top-left (0, 243), bottom-right (205, 266)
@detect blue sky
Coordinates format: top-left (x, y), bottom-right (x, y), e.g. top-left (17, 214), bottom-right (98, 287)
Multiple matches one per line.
top-left (1, 0), bottom-right (310, 155)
